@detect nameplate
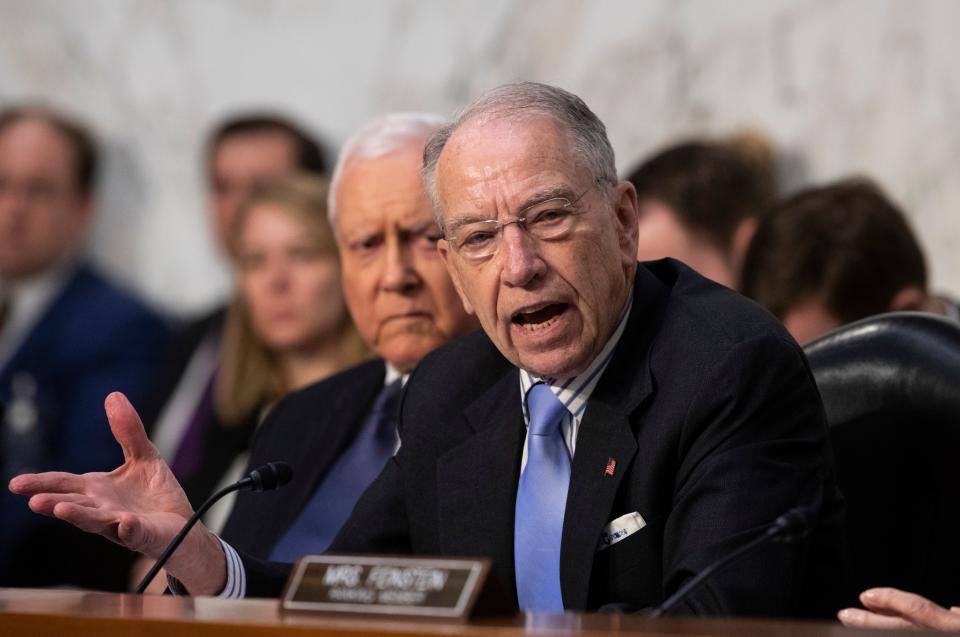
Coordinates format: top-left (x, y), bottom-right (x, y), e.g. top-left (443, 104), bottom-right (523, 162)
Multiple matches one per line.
top-left (281, 555), bottom-right (506, 619)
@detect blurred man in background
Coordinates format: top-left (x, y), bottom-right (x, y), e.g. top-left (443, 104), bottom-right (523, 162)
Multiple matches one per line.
top-left (0, 106), bottom-right (168, 587)
top-left (626, 138), bottom-right (774, 289)
top-left (206, 115), bottom-right (329, 261)
top-left (740, 177), bottom-right (957, 345)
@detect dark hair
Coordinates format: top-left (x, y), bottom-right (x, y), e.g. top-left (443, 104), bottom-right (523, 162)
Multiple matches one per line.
top-left (205, 113), bottom-right (327, 176)
top-left (740, 177), bottom-right (928, 324)
top-left (0, 105), bottom-right (99, 196)
top-left (626, 141), bottom-right (771, 254)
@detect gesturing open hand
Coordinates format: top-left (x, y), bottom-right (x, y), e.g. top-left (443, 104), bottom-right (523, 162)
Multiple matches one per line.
top-left (9, 392), bottom-right (226, 594)
top-left (10, 392), bottom-right (192, 556)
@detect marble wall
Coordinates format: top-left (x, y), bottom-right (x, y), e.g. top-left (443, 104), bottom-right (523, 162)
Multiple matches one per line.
top-left (1, 0), bottom-right (958, 314)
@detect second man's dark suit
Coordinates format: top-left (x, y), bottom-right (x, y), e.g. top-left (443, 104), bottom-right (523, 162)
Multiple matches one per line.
top-left (237, 260), bottom-right (848, 617)
top-left (220, 359), bottom-right (389, 556)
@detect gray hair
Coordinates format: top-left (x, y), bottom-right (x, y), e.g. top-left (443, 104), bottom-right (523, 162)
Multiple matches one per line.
top-left (328, 112), bottom-right (447, 224)
top-left (422, 82), bottom-right (618, 231)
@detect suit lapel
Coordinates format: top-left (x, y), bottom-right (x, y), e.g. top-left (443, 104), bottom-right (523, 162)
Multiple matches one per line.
top-left (560, 265), bottom-right (666, 609)
top-left (437, 370), bottom-right (524, 605)
top-left (561, 405), bottom-right (639, 609)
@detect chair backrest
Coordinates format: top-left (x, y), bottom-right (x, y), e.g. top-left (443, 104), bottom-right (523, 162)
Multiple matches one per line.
top-left (805, 311), bottom-right (960, 607)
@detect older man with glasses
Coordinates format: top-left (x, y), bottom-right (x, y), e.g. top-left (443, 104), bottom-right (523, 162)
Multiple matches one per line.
top-left (11, 83), bottom-right (846, 618)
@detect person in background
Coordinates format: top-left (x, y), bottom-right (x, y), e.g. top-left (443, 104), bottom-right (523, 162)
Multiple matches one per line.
top-left (184, 173), bottom-right (369, 527)
top-left (140, 114), bottom-right (327, 494)
top-left (132, 173), bottom-right (369, 592)
top-left (626, 137), bottom-right (774, 289)
top-left (740, 177), bottom-right (957, 345)
top-left (0, 105), bottom-right (168, 588)
top-left (207, 116), bottom-right (329, 261)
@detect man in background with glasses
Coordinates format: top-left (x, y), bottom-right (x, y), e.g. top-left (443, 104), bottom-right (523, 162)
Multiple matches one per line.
top-left (0, 106), bottom-right (168, 588)
top-left (10, 83), bottom-right (846, 618)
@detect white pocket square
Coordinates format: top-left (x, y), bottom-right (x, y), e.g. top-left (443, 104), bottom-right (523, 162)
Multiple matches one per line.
top-left (597, 511), bottom-right (647, 552)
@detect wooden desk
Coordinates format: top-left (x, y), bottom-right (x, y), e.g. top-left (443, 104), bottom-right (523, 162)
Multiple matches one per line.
top-left (0, 588), bottom-right (930, 637)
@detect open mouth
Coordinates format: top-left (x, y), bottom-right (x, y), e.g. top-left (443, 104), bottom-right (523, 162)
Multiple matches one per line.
top-left (511, 303), bottom-right (567, 331)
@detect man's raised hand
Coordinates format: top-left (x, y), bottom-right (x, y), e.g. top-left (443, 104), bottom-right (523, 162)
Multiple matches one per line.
top-left (9, 392), bottom-right (226, 594)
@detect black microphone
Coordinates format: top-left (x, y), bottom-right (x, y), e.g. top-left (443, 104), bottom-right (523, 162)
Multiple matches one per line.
top-left (646, 504), bottom-right (817, 617)
top-left (134, 461), bottom-right (293, 594)
top-left (235, 461), bottom-right (293, 493)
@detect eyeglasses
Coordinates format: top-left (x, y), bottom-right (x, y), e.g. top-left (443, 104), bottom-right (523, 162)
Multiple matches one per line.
top-left (443, 182), bottom-right (597, 261)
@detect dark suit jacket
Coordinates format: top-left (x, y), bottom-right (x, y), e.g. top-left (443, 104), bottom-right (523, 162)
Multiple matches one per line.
top-left (140, 305), bottom-right (225, 440)
top-left (0, 261), bottom-right (169, 588)
top-left (221, 359), bottom-right (387, 556)
top-left (139, 306), bottom-right (260, 510)
top-left (239, 260), bottom-right (848, 617)
top-left (140, 306), bottom-right (232, 503)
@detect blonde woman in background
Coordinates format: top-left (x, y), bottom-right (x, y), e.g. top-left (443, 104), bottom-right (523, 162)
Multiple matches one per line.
top-left (133, 173), bottom-right (368, 591)
top-left (192, 172), bottom-right (369, 529)
top-left (216, 173), bottom-right (369, 430)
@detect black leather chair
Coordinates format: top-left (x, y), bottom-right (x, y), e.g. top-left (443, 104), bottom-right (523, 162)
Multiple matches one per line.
top-left (805, 312), bottom-right (960, 607)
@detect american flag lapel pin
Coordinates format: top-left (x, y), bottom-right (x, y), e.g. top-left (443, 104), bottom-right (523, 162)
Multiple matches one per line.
top-left (604, 457), bottom-right (616, 477)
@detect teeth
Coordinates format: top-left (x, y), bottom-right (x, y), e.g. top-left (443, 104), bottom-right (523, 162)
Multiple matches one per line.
top-left (519, 315), bottom-right (559, 331)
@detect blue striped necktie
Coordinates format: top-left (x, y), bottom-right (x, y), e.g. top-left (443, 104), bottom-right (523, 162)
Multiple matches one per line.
top-left (514, 383), bottom-right (571, 612)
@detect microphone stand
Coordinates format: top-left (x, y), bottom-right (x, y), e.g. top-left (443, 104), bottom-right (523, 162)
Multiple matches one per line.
top-left (135, 481), bottom-right (243, 594)
top-left (647, 505), bottom-right (814, 617)
top-left (135, 461), bottom-right (292, 594)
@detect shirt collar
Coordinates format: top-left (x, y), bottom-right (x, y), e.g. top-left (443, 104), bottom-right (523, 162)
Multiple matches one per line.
top-left (384, 361), bottom-right (408, 387)
top-left (519, 291), bottom-right (634, 422)
top-left (1, 258), bottom-right (75, 310)
top-left (0, 260), bottom-right (77, 365)
top-left (940, 295), bottom-right (960, 322)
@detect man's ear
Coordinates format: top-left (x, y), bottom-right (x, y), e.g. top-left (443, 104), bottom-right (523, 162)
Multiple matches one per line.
top-left (611, 180), bottom-right (640, 265)
top-left (438, 239), bottom-right (476, 315)
top-left (888, 286), bottom-right (929, 312)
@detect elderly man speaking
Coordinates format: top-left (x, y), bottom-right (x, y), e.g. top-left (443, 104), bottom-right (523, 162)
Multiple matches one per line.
top-left (11, 83), bottom-right (846, 618)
